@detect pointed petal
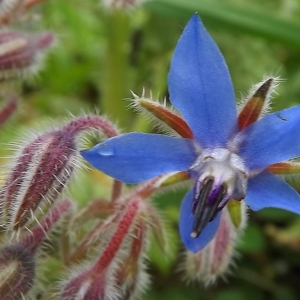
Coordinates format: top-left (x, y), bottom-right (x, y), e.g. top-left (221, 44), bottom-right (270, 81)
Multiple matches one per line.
top-left (168, 15), bottom-right (237, 148)
top-left (246, 170), bottom-right (300, 213)
top-left (237, 104), bottom-right (300, 170)
top-left (179, 189), bottom-right (221, 253)
top-left (81, 133), bottom-right (197, 184)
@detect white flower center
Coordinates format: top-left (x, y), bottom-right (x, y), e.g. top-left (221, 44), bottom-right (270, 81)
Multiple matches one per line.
top-left (189, 148), bottom-right (248, 201)
top-left (188, 148), bottom-right (249, 238)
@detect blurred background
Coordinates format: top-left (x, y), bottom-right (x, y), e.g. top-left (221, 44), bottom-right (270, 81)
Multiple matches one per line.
top-left (3, 0), bottom-right (300, 299)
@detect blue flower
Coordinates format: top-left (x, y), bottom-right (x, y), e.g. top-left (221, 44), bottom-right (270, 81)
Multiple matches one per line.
top-left (81, 15), bottom-right (300, 253)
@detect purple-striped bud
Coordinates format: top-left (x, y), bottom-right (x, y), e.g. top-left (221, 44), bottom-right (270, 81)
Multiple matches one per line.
top-left (62, 175), bottom-right (172, 298)
top-left (0, 115), bottom-right (118, 232)
top-left (0, 244), bottom-right (35, 300)
top-left (61, 197), bottom-right (140, 300)
top-left (182, 200), bottom-right (247, 285)
top-left (0, 199), bottom-right (72, 299)
top-left (0, 30), bottom-right (54, 81)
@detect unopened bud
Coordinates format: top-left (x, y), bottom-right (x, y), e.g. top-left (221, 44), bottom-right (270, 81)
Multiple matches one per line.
top-left (0, 199), bottom-right (71, 299)
top-left (1, 131), bottom-right (76, 231)
top-left (1, 115), bottom-right (116, 232)
top-left (0, 244), bottom-right (35, 300)
top-left (21, 199), bottom-right (73, 252)
top-left (61, 270), bottom-right (115, 300)
top-left (0, 30), bottom-right (54, 81)
top-left (182, 201), bottom-right (247, 285)
top-left (61, 197), bottom-right (140, 299)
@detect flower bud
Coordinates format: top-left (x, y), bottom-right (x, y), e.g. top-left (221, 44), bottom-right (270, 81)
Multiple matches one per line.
top-left (0, 30), bottom-right (54, 81)
top-left (0, 244), bottom-right (35, 300)
top-left (182, 200), bottom-right (247, 285)
top-left (0, 199), bottom-right (72, 299)
top-left (1, 115), bottom-right (118, 232)
top-left (61, 197), bottom-right (141, 300)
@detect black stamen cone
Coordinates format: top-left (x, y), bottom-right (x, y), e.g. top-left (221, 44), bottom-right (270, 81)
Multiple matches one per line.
top-left (191, 180), bottom-right (225, 239)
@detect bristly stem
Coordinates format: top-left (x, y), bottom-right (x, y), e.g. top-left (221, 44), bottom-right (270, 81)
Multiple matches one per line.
top-left (111, 180), bottom-right (123, 202)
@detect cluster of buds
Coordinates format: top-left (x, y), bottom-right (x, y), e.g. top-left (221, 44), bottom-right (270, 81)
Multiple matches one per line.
top-left (0, 115), bottom-right (119, 234)
top-left (0, 0), bottom-right (55, 82)
top-left (0, 111), bottom-right (196, 299)
top-left (0, 76), bottom-right (283, 299)
top-left (60, 175), bottom-right (174, 299)
top-left (0, 82), bottom-right (282, 299)
top-left (0, 114), bottom-right (121, 298)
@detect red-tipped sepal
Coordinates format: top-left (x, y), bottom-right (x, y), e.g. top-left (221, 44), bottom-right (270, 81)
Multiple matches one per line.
top-left (133, 95), bottom-right (193, 138)
top-left (238, 77), bottom-right (277, 130)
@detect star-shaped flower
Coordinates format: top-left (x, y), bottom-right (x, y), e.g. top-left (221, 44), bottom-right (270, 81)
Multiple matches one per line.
top-left (81, 15), bottom-right (300, 253)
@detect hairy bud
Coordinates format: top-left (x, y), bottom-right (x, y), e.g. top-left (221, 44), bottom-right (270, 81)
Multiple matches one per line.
top-left (0, 30), bottom-right (54, 81)
top-left (182, 200), bottom-right (247, 285)
top-left (0, 244), bottom-right (35, 300)
top-left (0, 199), bottom-right (72, 299)
top-left (1, 115), bottom-right (117, 232)
top-left (61, 197), bottom-right (140, 300)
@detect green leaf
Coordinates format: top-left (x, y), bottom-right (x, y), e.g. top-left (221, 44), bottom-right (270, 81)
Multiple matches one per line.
top-left (237, 224), bottom-right (267, 253)
top-left (145, 0), bottom-right (300, 48)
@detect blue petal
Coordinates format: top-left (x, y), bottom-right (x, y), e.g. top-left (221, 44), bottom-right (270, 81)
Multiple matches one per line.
top-left (179, 189), bottom-right (221, 253)
top-left (81, 133), bottom-right (197, 184)
top-left (246, 170), bottom-right (300, 213)
top-left (168, 15), bottom-right (237, 148)
top-left (237, 105), bottom-right (300, 170)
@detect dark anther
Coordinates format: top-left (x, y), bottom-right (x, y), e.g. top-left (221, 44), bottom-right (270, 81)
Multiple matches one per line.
top-left (191, 180), bottom-right (226, 239)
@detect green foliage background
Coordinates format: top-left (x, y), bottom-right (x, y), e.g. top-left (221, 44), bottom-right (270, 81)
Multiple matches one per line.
top-left (3, 0), bottom-right (300, 299)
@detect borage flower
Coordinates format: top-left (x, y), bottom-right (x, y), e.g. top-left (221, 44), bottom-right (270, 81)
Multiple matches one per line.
top-left (82, 15), bottom-right (300, 253)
